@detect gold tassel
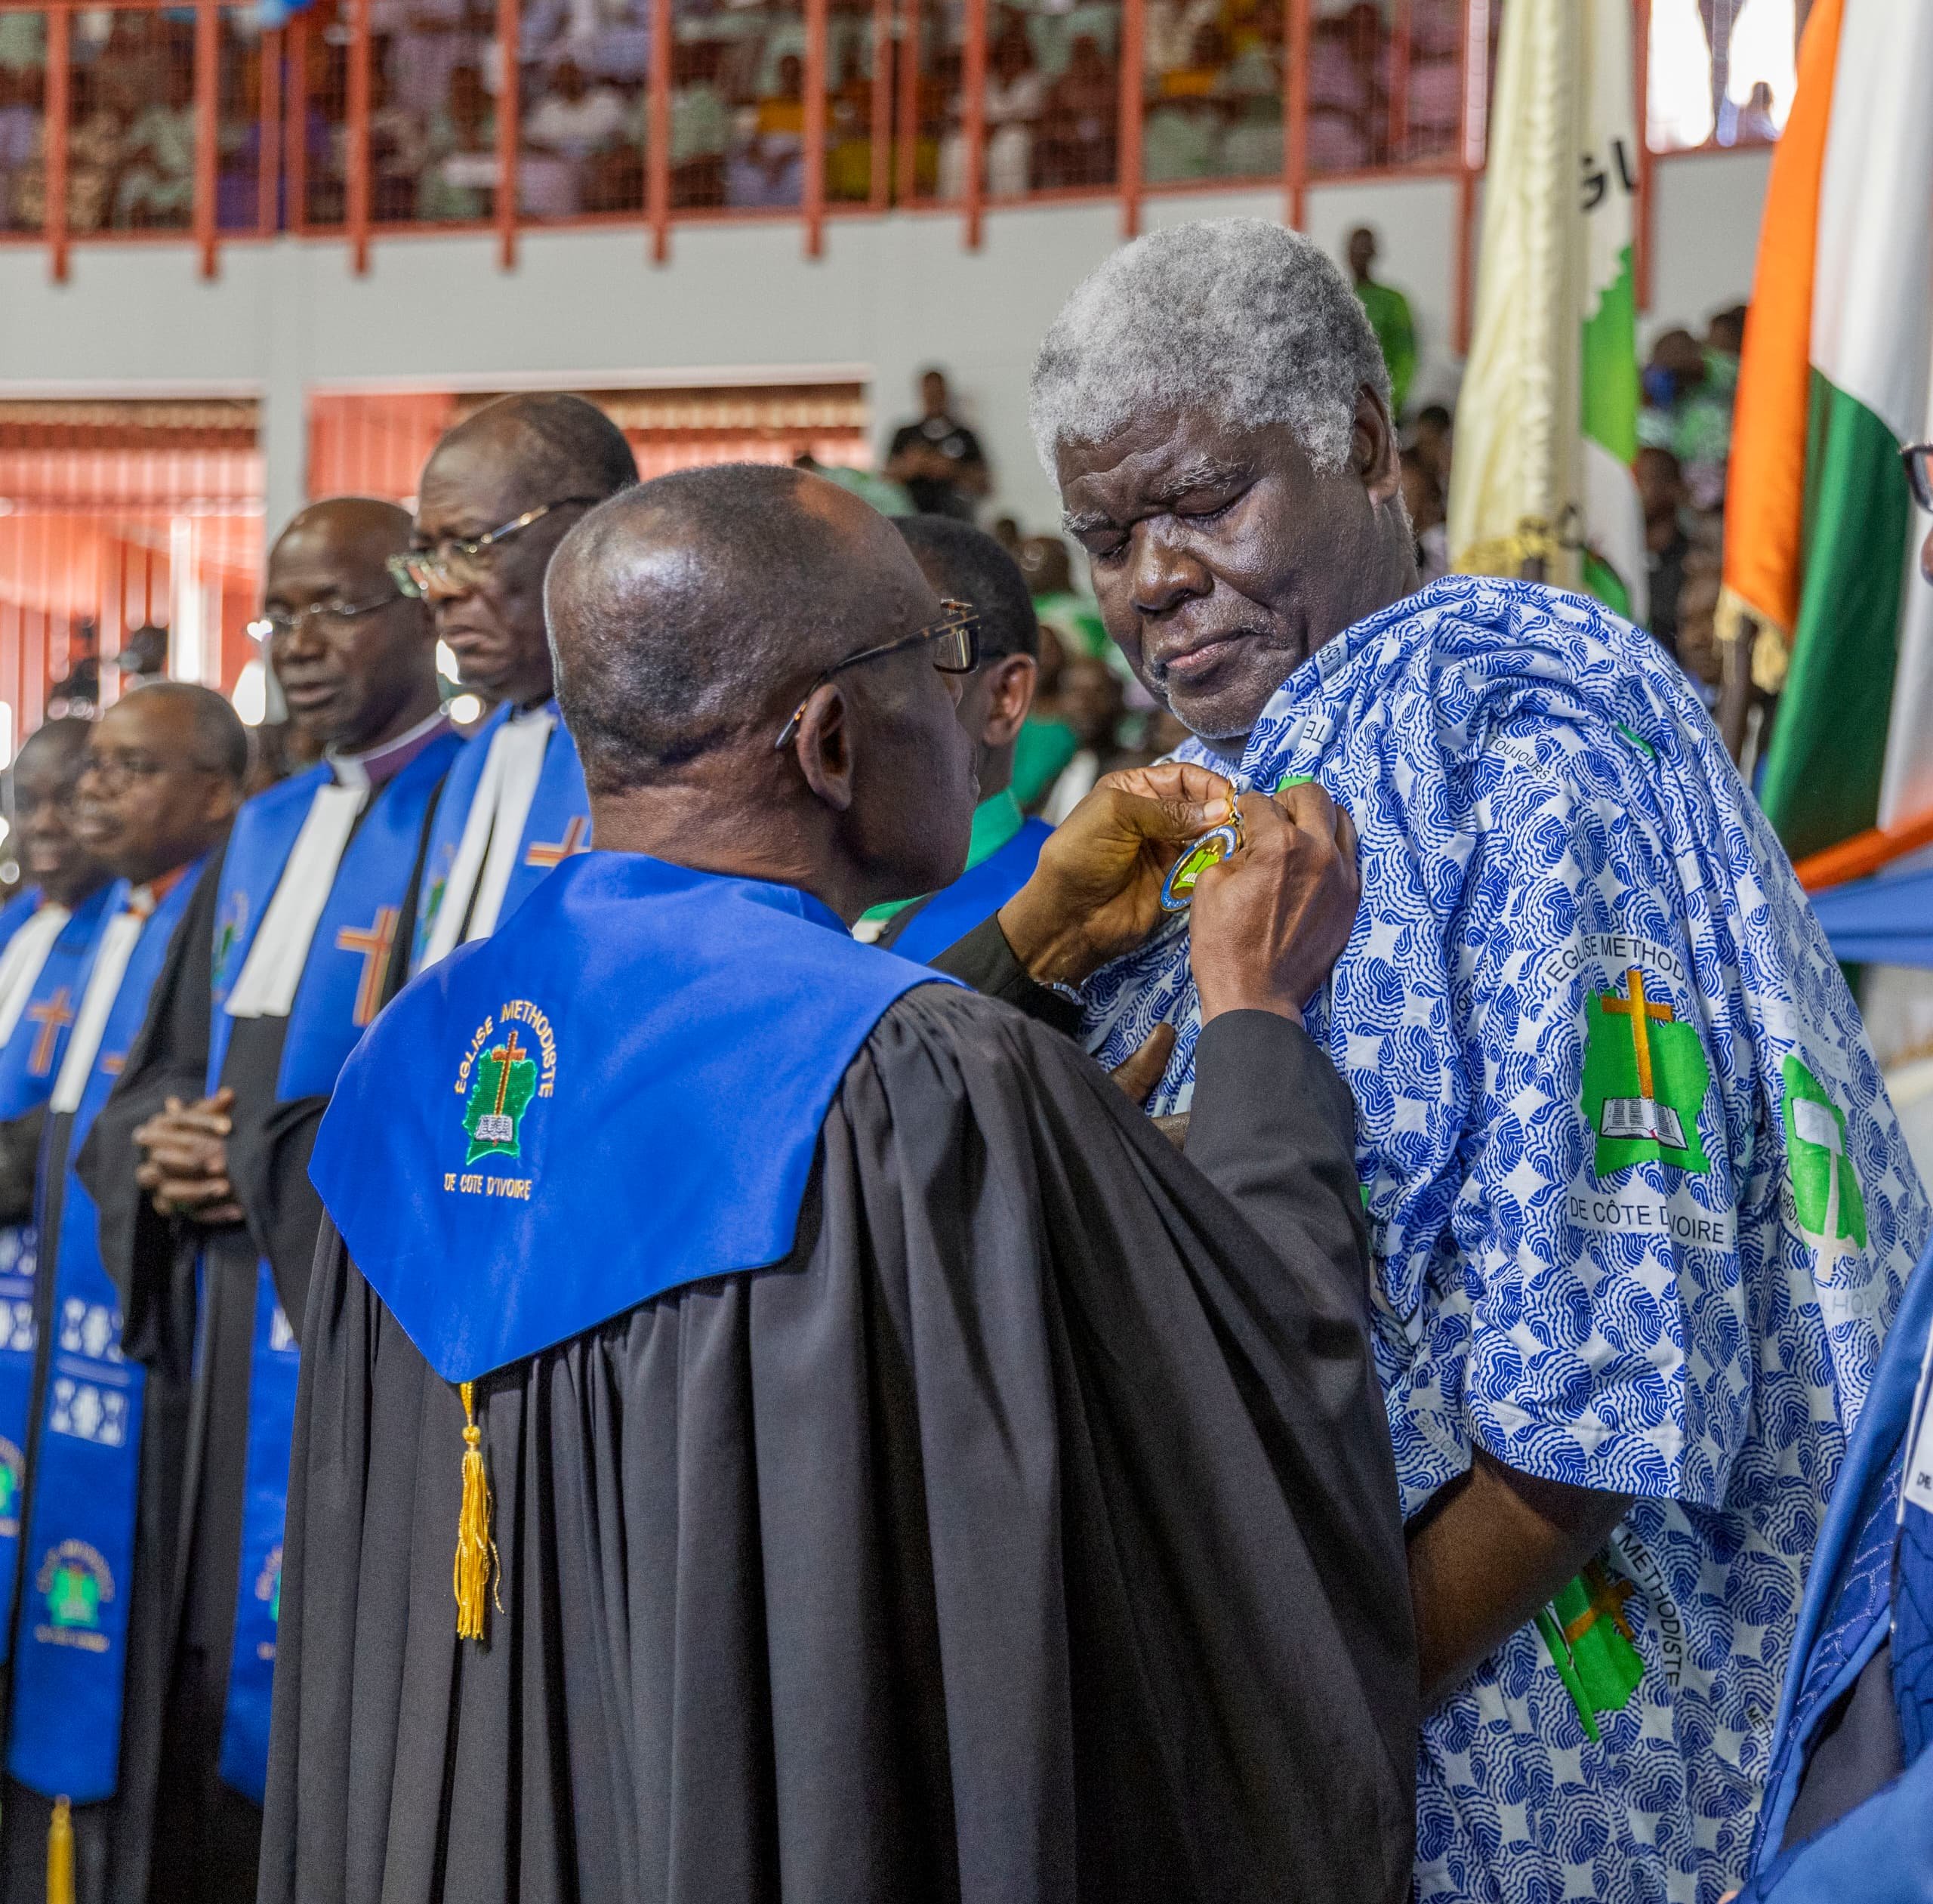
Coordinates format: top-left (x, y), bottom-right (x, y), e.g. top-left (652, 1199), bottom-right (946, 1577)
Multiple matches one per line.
top-left (452, 1381), bottom-right (499, 1640)
top-left (47, 1796), bottom-right (74, 1904)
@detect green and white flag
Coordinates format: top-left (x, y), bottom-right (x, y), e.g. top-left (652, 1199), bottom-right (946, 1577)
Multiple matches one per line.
top-left (1449, 0), bottom-right (1646, 625)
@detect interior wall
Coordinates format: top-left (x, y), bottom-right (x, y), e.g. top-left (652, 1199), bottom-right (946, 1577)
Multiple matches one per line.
top-left (0, 147), bottom-right (1772, 542)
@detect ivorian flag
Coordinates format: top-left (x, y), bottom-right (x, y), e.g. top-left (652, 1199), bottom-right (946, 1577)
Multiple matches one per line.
top-left (1448, 0), bottom-right (1646, 624)
top-left (1722, 0), bottom-right (1933, 863)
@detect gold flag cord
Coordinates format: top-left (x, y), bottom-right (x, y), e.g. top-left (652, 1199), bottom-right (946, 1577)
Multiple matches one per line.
top-left (47, 1797), bottom-right (73, 1904)
top-left (1453, 516), bottom-right (1565, 580)
top-left (453, 1381), bottom-right (500, 1641)
top-left (1715, 583), bottom-right (1793, 695)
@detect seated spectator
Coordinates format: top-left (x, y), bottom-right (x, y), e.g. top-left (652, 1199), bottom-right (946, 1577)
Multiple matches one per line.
top-left (1219, 95), bottom-right (1281, 176)
top-left (726, 50), bottom-right (805, 207)
top-left (0, 66), bottom-right (40, 230)
top-left (1143, 0), bottom-right (1217, 78)
top-left (659, 39), bottom-right (730, 208)
top-left (1734, 78), bottom-right (1777, 143)
top-left (116, 60), bottom-right (196, 229)
top-left (1636, 445), bottom-right (1688, 659)
top-left (523, 56), bottom-right (627, 214)
top-left (983, 22), bottom-right (1043, 196)
top-left (386, 0), bottom-right (491, 117)
top-left (939, 20), bottom-right (1041, 199)
top-left (1306, 4), bottom-right (1380, 171)
top-left (419, 60), bottom-right (497, 221)
top-left (369, 61), bottom-right (431, 222)
top-left (825, 43), bottom-right (874, 202)
top-left (1158, 22), bottom-right (1226, 98)
top-left (62, 67), bottom-right (126, 233)
top-left (1036, 33), bottom-right (1115, 187)
top-left (1142, 88), bottom-right (1221, 183)
top-left (1399, 447), bottom-right (1447, 583)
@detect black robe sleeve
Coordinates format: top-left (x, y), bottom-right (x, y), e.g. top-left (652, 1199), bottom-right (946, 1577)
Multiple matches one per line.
top-left (76, 846), bottom-right (227, 1380)
top-left (926, 913), bottom-right (1083, 1035)
top-left (0, 1105), bottom-right (45, 1226)
top-left (261, 985), bottom-right (1414, 1904)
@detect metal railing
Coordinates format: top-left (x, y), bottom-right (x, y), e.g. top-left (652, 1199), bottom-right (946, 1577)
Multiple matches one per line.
top-left (0, 0), bottom-right (1781, 301)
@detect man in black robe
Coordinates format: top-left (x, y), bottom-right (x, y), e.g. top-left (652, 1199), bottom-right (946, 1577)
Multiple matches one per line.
top-left (1, 684), bottom-right (245, 1904)
top-left (262, 465), bottom-right (1417, 1904)
top-left (76, 501), bottom-right (457, 1904)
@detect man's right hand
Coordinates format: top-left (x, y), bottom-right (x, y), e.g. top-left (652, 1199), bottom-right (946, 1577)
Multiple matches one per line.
top-left (1188, 782), bottom-right (1360, 1026)
top-left (997, 761), bottom-right (1234, 988)
top-left (133, 1087), bottom-right (243, 1226)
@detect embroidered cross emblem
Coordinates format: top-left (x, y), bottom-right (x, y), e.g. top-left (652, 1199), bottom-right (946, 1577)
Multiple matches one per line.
top-left (523, 816), bottom-right (589, 870)
top-left (1600, 967), bottom-right (1674, 1101)
top-left (24, 988), bottom-right (74, 1078)
top-left (335, 907), bottom-right (399, 1028)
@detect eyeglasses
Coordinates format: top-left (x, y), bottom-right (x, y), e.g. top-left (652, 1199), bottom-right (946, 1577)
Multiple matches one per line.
top-left (84, 749), bottom-right (226, 791)
top-left (773, 600), bottom-right (981, 751)
top-left (1904, 444), bottom-right (1933, 514)
top-left (261, 589), bottom-right (405, 639)
top-left (388, 496), bottom-right (603, 597)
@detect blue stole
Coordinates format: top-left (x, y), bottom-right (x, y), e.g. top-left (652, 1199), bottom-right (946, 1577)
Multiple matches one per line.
top-left (1894, 1298), bottom-right (1933, 1760)
top-left (202, 739), bottom-right (461, 1805)
top-left (0, 889), bottom-right (42, 962)
top-left (889, 817), bottom-right (1052, 967)
top-left (313, 854), bottom-right (955, 1384)
top-left (7, 866), bottom-right (203, 1804)
top-left (409, 700), bottom-right (590, 971)
top-left (0, 884), bottom-right (116, 1660)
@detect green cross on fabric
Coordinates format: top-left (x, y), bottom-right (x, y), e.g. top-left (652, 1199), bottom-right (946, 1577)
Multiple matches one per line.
top-left (1781, 1054), bottom-right (1866, 1248)
top-left (464, 1028), bottom-right (539, 1164)
top-left (1580, 967), bottom-right (1712, 1177)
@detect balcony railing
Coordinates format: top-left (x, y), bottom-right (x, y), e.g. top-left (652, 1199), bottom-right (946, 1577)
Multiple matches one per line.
top-left (0, 0), bottom-right (1790, 289)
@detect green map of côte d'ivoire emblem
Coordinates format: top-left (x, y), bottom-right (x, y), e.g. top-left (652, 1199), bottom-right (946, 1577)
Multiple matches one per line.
top-left (1581, 966), bottom-right (1712, 1177)
top-left (463, 1025), bottom-right (538, 1164)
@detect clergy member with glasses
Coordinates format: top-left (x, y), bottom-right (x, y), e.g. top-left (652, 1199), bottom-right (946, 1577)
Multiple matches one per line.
top-left (0, 684), bottom-right (245, 1904)
top-left (74, 498), bottom-right (461, 1904)
top-left (395, 393), bottom-right (639, 974)
top-left (257, 464), bottom-right (1416, 1904)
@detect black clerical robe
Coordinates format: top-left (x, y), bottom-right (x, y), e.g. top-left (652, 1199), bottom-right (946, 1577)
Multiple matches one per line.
top-left (66, 740), bottom-right (452, 1904)
top-left (263, 962), bottom-right (1417, 1900)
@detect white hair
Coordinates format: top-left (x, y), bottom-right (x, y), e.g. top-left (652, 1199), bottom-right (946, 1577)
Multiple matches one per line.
top-left (1028, 218), bottom-right (1390, 480)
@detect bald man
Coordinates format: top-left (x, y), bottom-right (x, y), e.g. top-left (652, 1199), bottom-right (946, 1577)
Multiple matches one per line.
top-left (61, 501), bottom-right (461, 1904)
top-left (1, 684), bottom-right (245, 1904)
top-left (399, 393), bottom-right (638, 972)
top-left (260, 466), bottom-right (1415, 1904)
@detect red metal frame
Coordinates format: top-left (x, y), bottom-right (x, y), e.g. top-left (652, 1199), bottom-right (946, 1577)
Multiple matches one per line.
top-left (495, 0), bottom-right (518, 270)
top-left (0, 0), bottom-right (1790, 290)
top-left (802, 0), bottom-right (828, 255)
top-left (1284, 0), bottom-right (1309, 229)
top-left (285, 11), bottom-right (309, 237)
top-left (193, 0), bottom-right (218, 276)
top-left (45, 1), bottom-right (69, 283)
top-left (1117, 0), bottom-right (1142, 239)
top-left (646, 0), bottom-right (671, 260)
top-left (960, 0), bottom-right (986, 248)
top-left (347, 0), bottom-right (373, 271)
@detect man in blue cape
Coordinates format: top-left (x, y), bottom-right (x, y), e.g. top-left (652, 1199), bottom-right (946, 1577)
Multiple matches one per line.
top-left (0, 721), bottom-right (116, 1231)
top-left (0, 719), bottom-right (117, 1640)
top-left (0, 683), bottom-right (245, 1904)
top-left (1029, 218), bottom-right (1931, 1904)
top-left (400, 393), bottom-right (637, 974)
top-left (855, 516), bottom-right (1053, 962)
top-left (260, 464), bottom-right (1420, 1904)
top-left (1722, 444), bottom-right (1933, 1904)
top-left (72, 498), bottom-right (460, 1904)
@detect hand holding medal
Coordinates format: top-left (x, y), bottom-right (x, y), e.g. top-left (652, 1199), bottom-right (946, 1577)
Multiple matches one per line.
top-left (1185, 778), bottom-right (1361, 1028)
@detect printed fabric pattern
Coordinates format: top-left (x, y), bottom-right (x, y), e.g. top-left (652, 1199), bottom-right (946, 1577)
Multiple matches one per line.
top-left (1081, 576), bottom-right (1930, 1904)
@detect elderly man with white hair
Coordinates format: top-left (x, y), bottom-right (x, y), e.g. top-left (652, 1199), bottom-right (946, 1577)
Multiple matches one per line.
top-left (1031, 218), bottom-right (1930, 1904)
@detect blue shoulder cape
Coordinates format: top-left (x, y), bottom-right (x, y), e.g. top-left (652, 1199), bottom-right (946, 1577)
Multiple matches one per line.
top-left (310, 853), bottom-right (958, 1384)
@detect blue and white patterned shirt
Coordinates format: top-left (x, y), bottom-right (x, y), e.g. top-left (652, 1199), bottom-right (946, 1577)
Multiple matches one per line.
top-left (1082, 577), bottom-right (1929, 1904)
